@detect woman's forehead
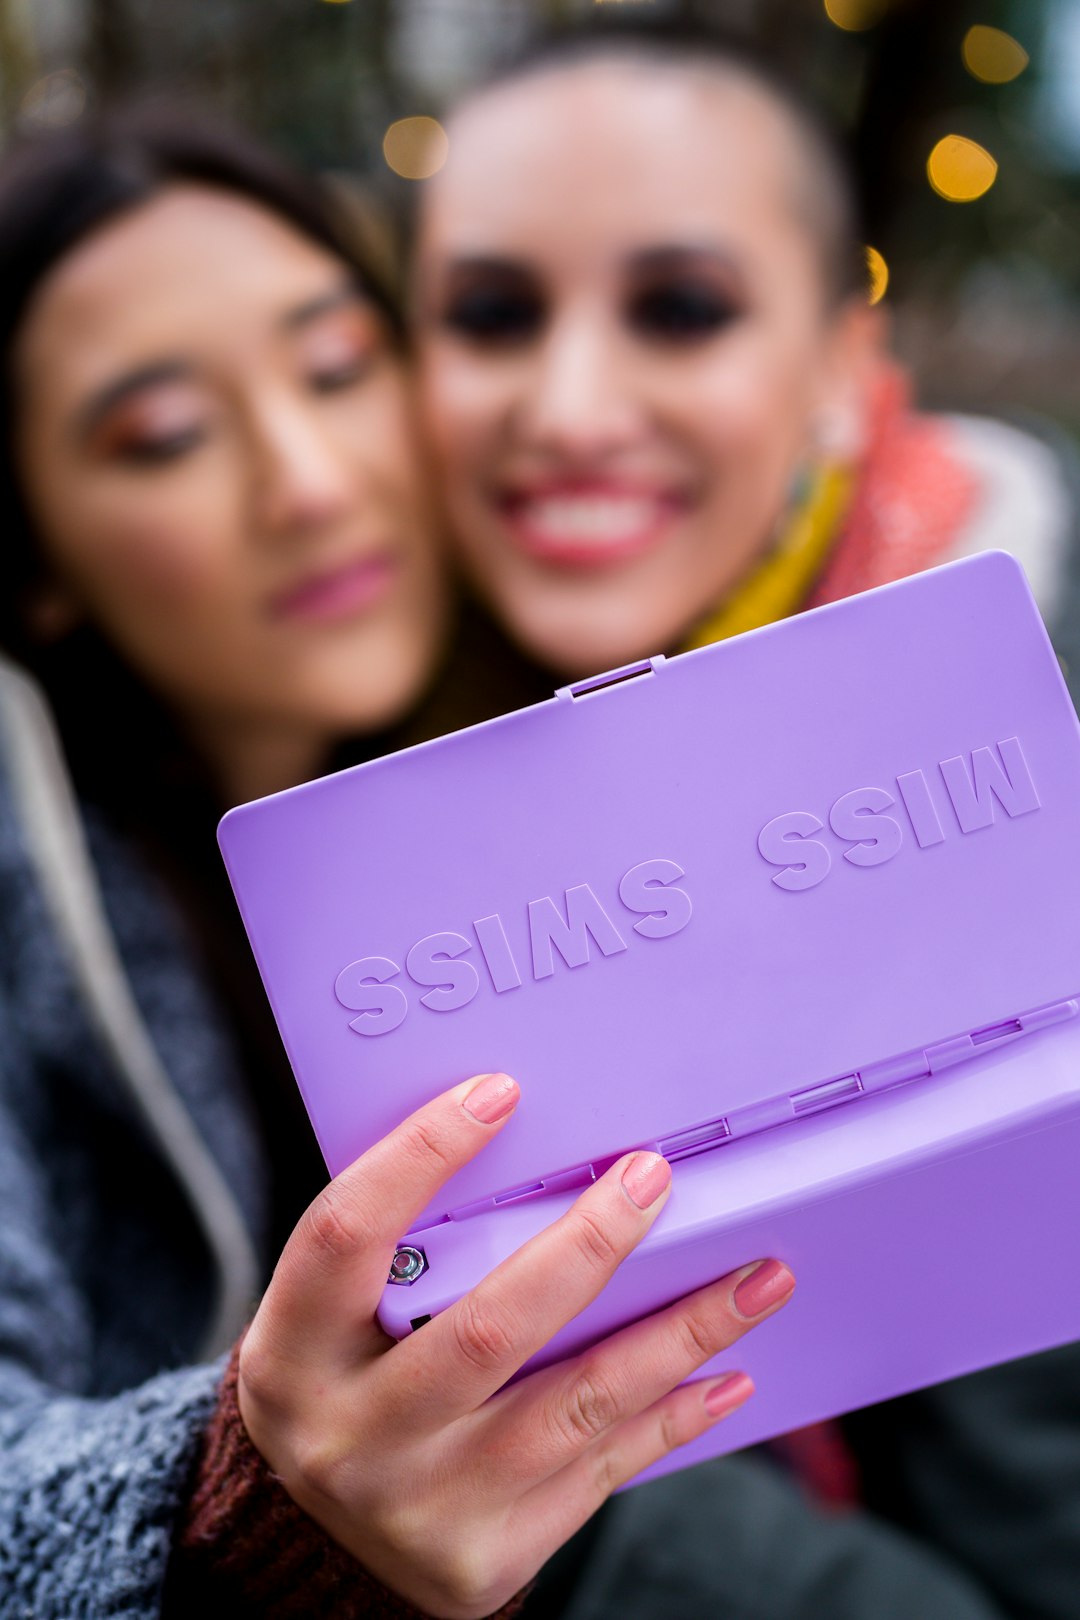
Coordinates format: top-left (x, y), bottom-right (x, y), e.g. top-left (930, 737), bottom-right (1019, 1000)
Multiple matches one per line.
top-left (425, 61), bottom-right (806, 258)
top-left (29, 185), bottom-right (342, 327)
top-left (15, 186), bottom-right (349, 400)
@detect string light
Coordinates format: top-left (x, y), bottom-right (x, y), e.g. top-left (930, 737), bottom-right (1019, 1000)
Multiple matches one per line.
top-left (865, 246), bottom-right (889, 305)
top-left (962, 25), bottom-right (1029, 84)
top-left (926, 135), bottom-right (998, 203)
top-left (383, 116), bottom-right (449, 181)
top-left (823, 0), bottom-right (886, 32)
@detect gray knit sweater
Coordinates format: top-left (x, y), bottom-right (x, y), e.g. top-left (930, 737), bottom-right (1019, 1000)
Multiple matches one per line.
top-left (0, 669), bottom-right (265, 1619)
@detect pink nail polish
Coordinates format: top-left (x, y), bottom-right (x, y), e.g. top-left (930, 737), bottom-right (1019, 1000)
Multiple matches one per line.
top-left (463, 1073), bottom-right (519, 1124)
top-left (621, 1152), bottom-right (671, 1210)
top-left (704, 1371), bottom-right (754, 1419)
top-left (733, 1258), bottom-right (795, 1318)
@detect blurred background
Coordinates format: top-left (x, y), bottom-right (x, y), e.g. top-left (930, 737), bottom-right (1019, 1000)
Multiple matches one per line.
top-left (6, 0), bottom-right (1078, 437)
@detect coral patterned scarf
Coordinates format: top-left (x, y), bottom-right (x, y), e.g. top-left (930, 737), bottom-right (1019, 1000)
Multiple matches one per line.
top-left (682, 360), bottom-right (977, 658)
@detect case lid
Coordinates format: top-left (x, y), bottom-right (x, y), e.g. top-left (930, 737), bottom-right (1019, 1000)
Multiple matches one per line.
top-left (219, 552), bottom-right (1080, 1228)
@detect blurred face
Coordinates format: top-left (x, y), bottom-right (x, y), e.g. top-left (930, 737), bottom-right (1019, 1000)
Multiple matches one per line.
top-left (15, 183), bottom-right (443, 801)
top-left (416, 62), bottom-right (868, 677)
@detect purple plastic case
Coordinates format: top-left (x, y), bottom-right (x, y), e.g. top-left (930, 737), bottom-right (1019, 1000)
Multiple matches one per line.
top-left (219, 551), bottom-right (1080, 1483)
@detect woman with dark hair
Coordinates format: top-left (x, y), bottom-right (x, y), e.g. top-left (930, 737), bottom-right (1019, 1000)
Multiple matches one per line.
top-left (415, 17), bottom-right (1077, 694)
top-left (411, 16), bottom-right (1080, 1620)
top-left (0, 102), bottom-right (794, 1619)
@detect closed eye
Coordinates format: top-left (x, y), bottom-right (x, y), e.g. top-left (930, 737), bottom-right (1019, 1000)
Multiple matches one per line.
top-left (111, 425), bottom-right (209, 466)
top-left (307, 352), bottom-right (378, 393)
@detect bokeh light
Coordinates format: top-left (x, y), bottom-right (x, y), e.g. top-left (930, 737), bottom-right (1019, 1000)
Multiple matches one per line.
top-left (19, 69), bottom-right (87, 130)
top-left (383, 116), bottom-right (449, 181)
top-left (926, 135), bottom-right (998, 203)
top-left (962, 25), bottom-right (1029, 84)
top-left (865, 246), bottom-right (889, 305)
top-left (823, 0), bottom-right (887, 32)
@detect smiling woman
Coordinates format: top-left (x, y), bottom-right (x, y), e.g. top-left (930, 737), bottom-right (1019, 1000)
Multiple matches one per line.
top-left (414, 29), bottom-right (874, 677)
top-left (414, 19), bottom-right (1075, 689)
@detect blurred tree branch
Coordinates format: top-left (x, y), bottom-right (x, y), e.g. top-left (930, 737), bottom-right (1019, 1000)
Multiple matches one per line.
top-left (0, 0), bottom-right (36, 124)
top-left (85, 0), bottom-right (135, 95)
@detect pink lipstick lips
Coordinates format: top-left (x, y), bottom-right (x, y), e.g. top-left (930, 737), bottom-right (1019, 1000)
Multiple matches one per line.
top-left (269, 552), bottom-right (397, 623)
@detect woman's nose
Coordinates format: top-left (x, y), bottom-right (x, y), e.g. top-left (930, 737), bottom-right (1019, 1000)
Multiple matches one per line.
top-left (518, 316), bottom-right (643, 461)
top-left (250, 398), bottom-right (355, 537)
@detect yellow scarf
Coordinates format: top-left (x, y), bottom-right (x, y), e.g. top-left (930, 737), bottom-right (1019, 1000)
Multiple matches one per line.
top-left (680, 463), bottom-right (854, 651)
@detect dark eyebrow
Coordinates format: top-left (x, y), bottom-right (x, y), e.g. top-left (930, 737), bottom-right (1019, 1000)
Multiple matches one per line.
top-left (75, 283), bottom-right (367, 440)
top-left (280, 281), bottom-right (366, 331)
top-left (439, 255), bottom-right (537, 280)
top-left (625, 243), bottom-right (744, 276)
top-left (76, 360), bottom-right (192, 439)
top-left (435, 247), bottom-right (743, 281)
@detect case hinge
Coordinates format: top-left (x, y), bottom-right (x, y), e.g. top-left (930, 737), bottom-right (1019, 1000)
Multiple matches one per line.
top-left (857, 998), bottom-right (1078, 1094)
top-left (448, 1164), bottom-right (595, 1221)
top-left (790, 1073), bottom-right (863, 1115)
top-left (658, 1115), bottom-right (731, 1161)
top-left (925, 997), bottom-right (1078, 1072)
top-left (441, 997), bottom-right (1078, 1224)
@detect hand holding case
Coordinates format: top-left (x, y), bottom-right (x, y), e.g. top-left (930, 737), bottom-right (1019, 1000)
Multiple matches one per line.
top-left (219, 551), bottom-right (1080, 1483)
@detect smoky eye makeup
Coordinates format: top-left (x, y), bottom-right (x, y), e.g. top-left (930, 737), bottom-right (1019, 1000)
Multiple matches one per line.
top-left (622, 247), bottom-right (750, 345)
top-left (625, 278), bottom-right (746, 343)
top-left (436, 263), bottom-right (547, 347)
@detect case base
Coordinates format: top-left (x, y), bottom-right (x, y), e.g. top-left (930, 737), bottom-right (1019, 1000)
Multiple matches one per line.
top-left (381, 1019), bottom-right (1080, 1486)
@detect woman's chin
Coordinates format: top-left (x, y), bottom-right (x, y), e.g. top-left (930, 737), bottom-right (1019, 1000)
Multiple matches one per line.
top-left (502, 613), bottom-right (667, 682)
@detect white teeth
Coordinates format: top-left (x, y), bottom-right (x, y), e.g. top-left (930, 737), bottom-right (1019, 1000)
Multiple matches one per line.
top-left (520, 496), bottom-right (659, 546)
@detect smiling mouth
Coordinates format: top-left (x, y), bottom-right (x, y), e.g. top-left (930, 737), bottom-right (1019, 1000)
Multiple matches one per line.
top-left (499, 490), bottom-right (683, 567)
top-left (269, 553), bottom-right (398, 622)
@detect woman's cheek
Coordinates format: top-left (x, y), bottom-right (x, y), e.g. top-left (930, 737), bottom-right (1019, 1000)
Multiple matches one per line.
top-left (61, 498), bottom-right (236, 621)
top-left (422, 353), bottom-right (509, 472)
top-left (686, 354), bottom-right (818, 476)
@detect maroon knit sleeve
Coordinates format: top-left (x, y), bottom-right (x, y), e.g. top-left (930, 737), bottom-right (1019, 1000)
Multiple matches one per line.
top-left (164, 1339), bottom-right (532, 1619)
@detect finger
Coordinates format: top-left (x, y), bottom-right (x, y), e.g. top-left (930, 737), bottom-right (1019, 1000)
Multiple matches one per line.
top-left (516, 1369), bottom-right (756, 1554)
top-left (372, 1150), bottom-right (675, 1427)
top-left (473, 1258), bottom-right (793, 1485)
top-left (266, 1072), bottom-right (520, 1361)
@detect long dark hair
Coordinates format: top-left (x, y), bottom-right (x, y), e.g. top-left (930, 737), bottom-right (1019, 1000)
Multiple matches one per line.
top-left (0, 102), bottom-right (405, 1229)
top-left (0, 98), bottom-right (403, 818)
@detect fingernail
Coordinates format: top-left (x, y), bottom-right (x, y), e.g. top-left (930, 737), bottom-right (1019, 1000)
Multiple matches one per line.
top-left (620, 1152), bottom-right (671, 1210)
top-left (704, 1371), bottom-right (755, 1420)
top-left (463, 1073), bottom-right (519, 1125)
top-left (733, 1259), bottom-right (795, 1319)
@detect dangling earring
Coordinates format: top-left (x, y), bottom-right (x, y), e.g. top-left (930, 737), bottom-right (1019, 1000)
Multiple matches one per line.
top-left (812, 404), bottom-right (863, 465)
top-left (764, 459), bottom-right (816, 556)
top-left (786, 461), bottom-right (816, 510)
